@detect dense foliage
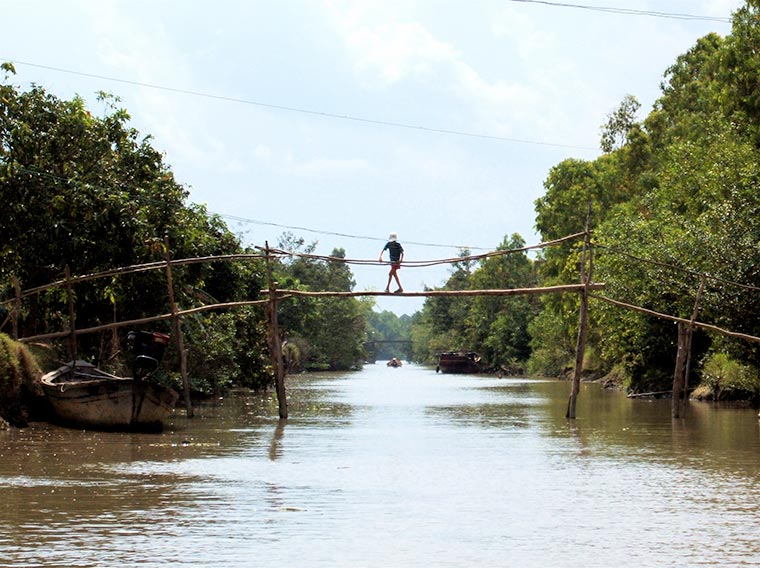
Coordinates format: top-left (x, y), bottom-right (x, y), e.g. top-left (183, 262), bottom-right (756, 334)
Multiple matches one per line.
top-left (0, 333), bottom-right (44, 427)
top-left (272, 234), bottom-right (369, 371)
top-left (365, 309), bottom-right (413, 361)
top-left (528, 2), bottom-right (760, 394)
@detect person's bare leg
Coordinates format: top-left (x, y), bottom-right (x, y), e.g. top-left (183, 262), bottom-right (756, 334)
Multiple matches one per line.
top-left (393, 272), bottom-right (403, 292)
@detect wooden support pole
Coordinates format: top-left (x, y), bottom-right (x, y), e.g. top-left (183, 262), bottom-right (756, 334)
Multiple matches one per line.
top-left (681, 274), bottom-right (706, 416)
top-left (265, 242), bottom-right (288, 419)
top-left (164, 237), bottom-right (193, 418)
top-left (672, 322), bottom-right (688, 419)
top-left (12, 275), bottom-right (21, 340)
top-left (567, 202), bottom-right (592, 420)
top-left (567, 288), bottom-right (589, 419)
top-left (64, 265), bottom-right (77, 363)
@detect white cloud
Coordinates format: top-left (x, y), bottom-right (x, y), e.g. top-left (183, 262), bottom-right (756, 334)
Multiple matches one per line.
top-left (492, 6), bottom-right (558, 60)
top-left (323, 1), bottom-right (587, 145)
top-left (254, 145), bottom-right (272, 161)
top-left (324, 1), bottom-right (459, 86)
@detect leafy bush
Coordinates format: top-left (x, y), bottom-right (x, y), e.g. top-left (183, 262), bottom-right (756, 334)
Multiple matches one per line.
top-left (700, 352), bottom-right (760, 401)
top-left (0, 333), bottom-right (44, 426)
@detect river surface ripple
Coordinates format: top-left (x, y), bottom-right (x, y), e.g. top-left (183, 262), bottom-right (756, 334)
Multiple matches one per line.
top-left (2, 362), bottom-right (760, 567)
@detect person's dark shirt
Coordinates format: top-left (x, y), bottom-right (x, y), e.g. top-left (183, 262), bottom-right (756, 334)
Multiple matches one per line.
top-left (383, 241), bottom-right (404, 262)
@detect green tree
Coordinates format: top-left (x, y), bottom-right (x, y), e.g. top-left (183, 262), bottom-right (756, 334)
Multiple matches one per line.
top-left (366, 309), bottom-right (412, 360)
top-left (466, 234), bottom-right (537, 369)
top-left (0, 70), bottom-right (271, 391)
top-left (411, 240), bottom-right (539, 370)
top-left (273, 238), bottom-right (367, 371)
top-left (410, 249), bottom-right (474, 363)
top-left (600, 94), bottom-right (641, 153)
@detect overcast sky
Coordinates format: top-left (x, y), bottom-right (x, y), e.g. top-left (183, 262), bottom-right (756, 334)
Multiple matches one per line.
top-left (1, 0), bottom-right (745, 314)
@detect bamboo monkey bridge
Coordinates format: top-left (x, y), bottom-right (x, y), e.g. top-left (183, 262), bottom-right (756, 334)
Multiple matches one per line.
top-left (4, 229), bottom-right (760, 422)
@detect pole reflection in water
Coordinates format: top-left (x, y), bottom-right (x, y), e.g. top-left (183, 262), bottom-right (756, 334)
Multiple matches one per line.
top-left (269, 418), bottom-right (287, 462)
top-left (2, 361), bottom-right (760, 567)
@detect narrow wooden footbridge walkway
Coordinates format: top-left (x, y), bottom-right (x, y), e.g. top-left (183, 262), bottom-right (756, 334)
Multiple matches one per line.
top-left (4, 225), bottom-right (760, 422)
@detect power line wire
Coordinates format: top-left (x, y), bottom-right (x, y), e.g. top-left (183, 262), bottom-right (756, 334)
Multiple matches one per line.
top-left (2, 58), bottom-right (596, 151)
top-left (11, 166), bottom-right (491, 251)
top-left (507, 0), bottom-right (732, 23)
top-left (218, 212), bottom-right (489, 250)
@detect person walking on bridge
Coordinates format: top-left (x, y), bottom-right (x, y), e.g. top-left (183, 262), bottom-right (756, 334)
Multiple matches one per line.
top-left (379, 233), bottom-right (404, 293)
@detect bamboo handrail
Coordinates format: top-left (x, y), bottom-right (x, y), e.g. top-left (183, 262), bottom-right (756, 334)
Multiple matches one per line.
top-left (18, 253), bottom-right (268, 298)
top-left (12, 234), bottom-right (583, 299)
top-left (17, 298), bottom-right (271, 343)
top-left (590, 294), bottom-right (760, 344)
top-left (255, 232), bottom-right (587, 268)
top-left (19, 282), bottom-right (605, 343)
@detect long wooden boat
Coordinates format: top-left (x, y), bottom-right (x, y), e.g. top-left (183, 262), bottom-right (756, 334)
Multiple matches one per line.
top-left (436, 351), bottom-right (481, 374)
top-left (41, 360), bottom-right (178, 431)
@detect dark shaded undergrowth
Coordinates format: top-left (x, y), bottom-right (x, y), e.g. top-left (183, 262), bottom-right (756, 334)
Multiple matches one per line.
top-left (0, 333), bottom-right (48, 427)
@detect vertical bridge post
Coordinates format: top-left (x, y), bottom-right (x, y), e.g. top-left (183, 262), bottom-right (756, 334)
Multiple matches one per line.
top-left (673, 274), bottom-right (706, 418)
top-left (164, 236), bottom-right (193, 418)
top-left (12, 275), bottom-right (21, 340)
top-left (671, 322), bottom-right (688, 419)
top-left (265, 242), bottom-right (288, 419)
top-left (567, 203), bottom-right (592, 419)
top-left (64, 265), bottom-right (77, 363)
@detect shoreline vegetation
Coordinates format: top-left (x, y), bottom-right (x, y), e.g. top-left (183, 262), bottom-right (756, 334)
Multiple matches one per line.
top-left (1, 331), bottom-right (755, 430)
top-left (0, 334), bottom-right (47, 428)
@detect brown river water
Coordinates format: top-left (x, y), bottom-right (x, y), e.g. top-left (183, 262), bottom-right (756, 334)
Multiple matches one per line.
top-left (2, 362), bottom-right (760, 567)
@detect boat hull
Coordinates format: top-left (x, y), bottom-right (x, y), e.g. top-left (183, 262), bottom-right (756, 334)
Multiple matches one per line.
top-left (41, 361), bottom-right (178, 431)
top-left (437, 352), bottom-right (481, 374)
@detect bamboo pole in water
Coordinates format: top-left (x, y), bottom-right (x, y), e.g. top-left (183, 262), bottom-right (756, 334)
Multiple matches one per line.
top-left (164, 237), bottom-right (193, 418)
top-left (12, 275), bottom-right (21, 340)
top-left (265, 242), bottom-right (288, 419)
top-left (679, 274), bottom-right (706, 417)
top-left (64, 265), bottom-right (77, 363)
top-left (567, 203), bottom-right (592, 420)
top-left (672, 322), bottom-right (688, 419)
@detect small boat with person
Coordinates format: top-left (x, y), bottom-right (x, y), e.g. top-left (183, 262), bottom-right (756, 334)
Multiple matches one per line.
top-left (436, 351), bottom-right (481, 374)
top-left (40, 331), bottom-right (178, 431)
top-left (387, 357), bottom-right (403, 367)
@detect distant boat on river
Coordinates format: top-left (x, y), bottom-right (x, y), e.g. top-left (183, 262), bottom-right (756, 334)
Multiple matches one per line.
top-left (40, 331), bottom-right (178, 431)
top-left (436, 351), bottom-right (481, 374)
top-left (387, 357), bottom-right (403, 367)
